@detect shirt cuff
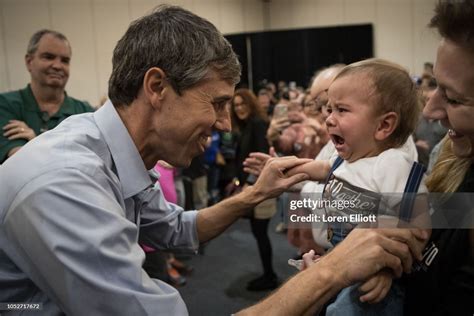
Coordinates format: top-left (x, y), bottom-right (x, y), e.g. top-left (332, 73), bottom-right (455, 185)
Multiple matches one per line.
top-left (181, 210), bottom-right (200, 253)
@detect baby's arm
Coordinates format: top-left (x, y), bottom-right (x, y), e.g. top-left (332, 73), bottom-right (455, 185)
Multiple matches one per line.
top-left (285, 160), bottom-right (331, 182)
top-left (358, 270), bottom-right (393, 304)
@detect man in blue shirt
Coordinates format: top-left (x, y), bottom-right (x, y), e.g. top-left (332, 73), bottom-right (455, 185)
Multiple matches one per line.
top-left (0, 5), bottom-right (425, 315)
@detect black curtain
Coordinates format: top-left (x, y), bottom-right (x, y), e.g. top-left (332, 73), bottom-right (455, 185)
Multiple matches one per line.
top-left (226, 24), bottom-right (373, 91)
top-left (223, 34), bottom-right (249, 89)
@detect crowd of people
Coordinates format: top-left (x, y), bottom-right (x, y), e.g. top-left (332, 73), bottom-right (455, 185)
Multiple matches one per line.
top-left (0, 0), bottom-right (472, 315)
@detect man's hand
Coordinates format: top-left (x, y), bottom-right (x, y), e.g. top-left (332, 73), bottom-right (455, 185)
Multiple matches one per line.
top-left (317, 228), bottom-right (429, 289)
top-left (250, 156), bottom-right (312, 202)
top-left (243, 147), bottom-right (276, 176)
top-left (236, 228), bottom-right (427, 316)
top-left (3, 120), bottom-right (36, 141)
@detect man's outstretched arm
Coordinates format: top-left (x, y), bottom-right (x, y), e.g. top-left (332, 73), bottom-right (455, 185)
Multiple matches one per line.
top-left (196, 156), bottom-right (311, 242)
top-left (237, 228), bottom-right (428, 316)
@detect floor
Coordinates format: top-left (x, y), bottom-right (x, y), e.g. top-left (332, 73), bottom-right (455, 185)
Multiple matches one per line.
top-left (177, 216), bottom-right (298, 316)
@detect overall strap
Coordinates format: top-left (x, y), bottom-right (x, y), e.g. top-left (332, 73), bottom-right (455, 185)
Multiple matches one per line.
top-left (332, 156), bottom-right (344, 171)
top-left (399, 161), bottom-right (426, 222)
top-left (322, 156), bottom-right (344, 243)
top-left (322, 156), bottom-right (344, 192)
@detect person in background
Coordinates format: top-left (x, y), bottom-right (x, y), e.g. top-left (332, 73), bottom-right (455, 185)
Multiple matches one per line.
top-left (218, 129), bottom-right (237, 200)
top-left (230, 88), bottom-right (278, 291)
top-left (268, 101), bottom-right (327, 160)
top-left (257, 88), bottom-right (273, 117)
top-left (204, 131), bottom-right (222, 205)
top-left (182, 155), bottom-right (209, 210)
top-left (277, 80), bottom-right (287, 94)
top-left (423, 61), bottom-right (434, 77)
top-left (0, 29), bottom-right (94, 163)
top-left (414, 74), bottom-right (448, 166)
top-left (266, 81), bottom-right (279, 106)
top-left (142, 161), bottom-right (190, 287)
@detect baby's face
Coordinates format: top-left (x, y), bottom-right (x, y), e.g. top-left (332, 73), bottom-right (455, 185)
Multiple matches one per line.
top-left (325, 73), bottom-right (382, 162)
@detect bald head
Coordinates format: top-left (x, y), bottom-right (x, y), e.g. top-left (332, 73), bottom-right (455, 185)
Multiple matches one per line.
top-left (310, 65), bottom-right (345, 99)
top-left (308, 65), bottom-right (345, 120)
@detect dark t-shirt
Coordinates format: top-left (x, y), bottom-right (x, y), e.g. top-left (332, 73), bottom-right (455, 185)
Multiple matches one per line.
top-left (404, 164), bottom-right (474, 315)
top-left (0, 85), bottom-right (94, 163)
top-left (234, 117), bottom-right (269, 184)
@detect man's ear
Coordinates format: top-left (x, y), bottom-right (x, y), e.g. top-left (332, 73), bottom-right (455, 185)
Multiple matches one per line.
top-left (143, 67), bottom-right (169, 110)
top-left (374, 111), bottom-right (398, 141)
top-left (25, 54), bottom-right (33, 72)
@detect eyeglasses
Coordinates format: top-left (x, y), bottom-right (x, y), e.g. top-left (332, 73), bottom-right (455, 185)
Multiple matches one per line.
top-left (305, 89), bottom-right (328, 111)
top-left (233, 101), bottom-right (248, 108)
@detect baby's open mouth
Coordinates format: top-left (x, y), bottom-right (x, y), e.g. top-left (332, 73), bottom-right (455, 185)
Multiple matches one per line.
top-left (331, 134), bottom-right (345, 145)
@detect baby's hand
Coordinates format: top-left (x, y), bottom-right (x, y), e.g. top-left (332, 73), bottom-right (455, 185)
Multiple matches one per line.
top-left (285, 160), bottom-right (330, 182)
top-left (358, 270), bottom-right (392, 304)
top-left (288, 249), bottom-right (321, 271)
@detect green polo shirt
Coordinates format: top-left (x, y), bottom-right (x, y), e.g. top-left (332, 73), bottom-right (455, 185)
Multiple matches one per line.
top-left (0, 85), bottom-right (94, 163)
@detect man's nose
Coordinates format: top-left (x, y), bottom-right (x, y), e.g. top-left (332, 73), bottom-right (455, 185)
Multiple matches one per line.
top-left (51, 58), bottom-right (63, 69)
top-left (214, 110), bottom-right (231, 132)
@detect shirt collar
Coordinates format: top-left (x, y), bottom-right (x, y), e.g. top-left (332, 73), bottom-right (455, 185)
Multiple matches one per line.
top-left (22, 84), bottom-right (76, 116)
top-left (94, 100), bottom-right (152, 198)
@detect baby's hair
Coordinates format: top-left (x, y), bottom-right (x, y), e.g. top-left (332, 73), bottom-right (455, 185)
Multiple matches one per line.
top-left (334, 58), bottom-right (421, 148)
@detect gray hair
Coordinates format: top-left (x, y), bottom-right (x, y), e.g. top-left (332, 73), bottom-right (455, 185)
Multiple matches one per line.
top-left (26, 29), bottom-right (69, 55)
top-left (108, 5), bottom-right (241, 107)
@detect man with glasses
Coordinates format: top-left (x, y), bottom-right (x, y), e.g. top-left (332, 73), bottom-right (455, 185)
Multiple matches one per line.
top-left (0, 29), bottom-right (94, 163)
top-left (310, 66), bottom-right (342, 116)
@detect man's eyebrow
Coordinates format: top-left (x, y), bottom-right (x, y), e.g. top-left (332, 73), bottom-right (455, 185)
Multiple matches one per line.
top-left (212, 95), bottom-right (233, 103)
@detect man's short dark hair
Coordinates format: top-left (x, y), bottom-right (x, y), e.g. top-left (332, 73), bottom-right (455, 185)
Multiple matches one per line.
top-left (108, 5), bottom-right (241, 107)
top-left (429, 0), bottom-right (474, 50)
top-left (27, 29), bottom-right (69, 55)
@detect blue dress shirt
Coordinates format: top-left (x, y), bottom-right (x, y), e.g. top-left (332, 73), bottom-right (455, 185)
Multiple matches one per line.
top-left (0, 101), bottom-right (199, 315)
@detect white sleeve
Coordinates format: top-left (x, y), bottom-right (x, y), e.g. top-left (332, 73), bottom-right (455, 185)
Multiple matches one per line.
top-left (372, 149), bottom-right (428, 211)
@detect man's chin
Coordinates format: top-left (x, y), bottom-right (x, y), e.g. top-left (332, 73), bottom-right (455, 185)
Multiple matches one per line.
top-left (168, 156), bottom-right (194, 169)
top-left (46, 80), bottom-right (67, 89)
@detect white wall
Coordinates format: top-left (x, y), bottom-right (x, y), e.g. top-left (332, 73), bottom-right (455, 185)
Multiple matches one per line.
top-left (0, 0), bottom-right (440, 105)
top-left (265, 0), bottom-right (439, 75)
